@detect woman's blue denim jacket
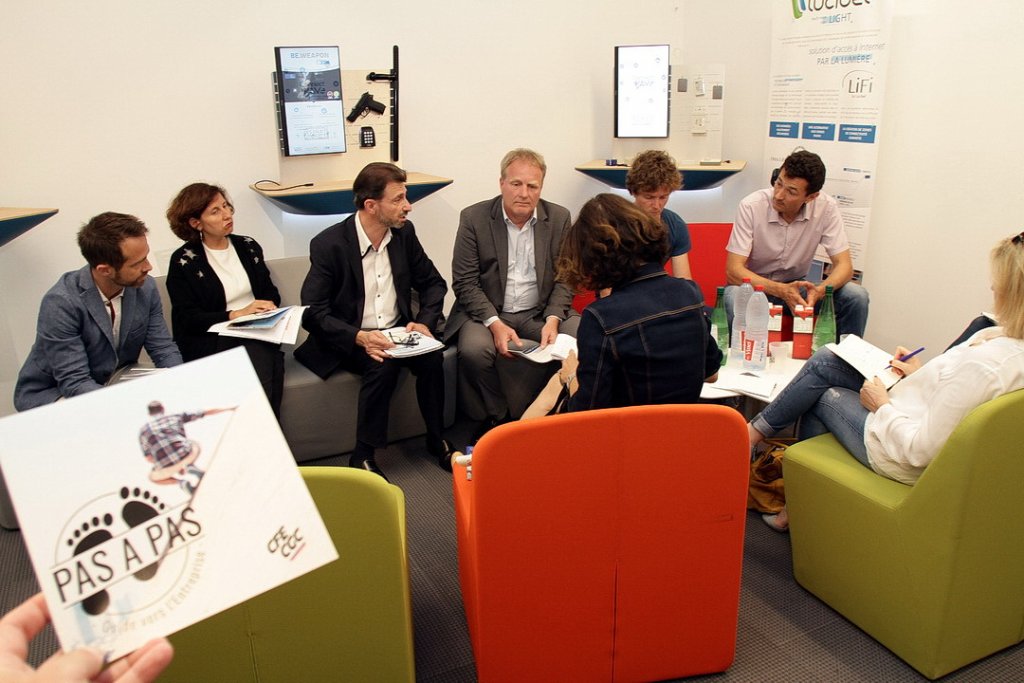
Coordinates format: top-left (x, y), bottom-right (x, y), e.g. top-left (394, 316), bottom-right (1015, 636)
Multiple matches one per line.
top-left (569, 263), bottom-right (722, 411)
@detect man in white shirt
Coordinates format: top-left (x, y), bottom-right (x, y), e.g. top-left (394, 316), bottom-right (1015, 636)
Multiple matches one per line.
top-left (725, 150), bottom-right (869, 338)
top-left (295, 163), bottom-right (451, 479)
top-left (444, 149), bottom-right (579, 438)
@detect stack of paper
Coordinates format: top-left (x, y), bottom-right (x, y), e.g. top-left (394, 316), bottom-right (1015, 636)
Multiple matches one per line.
top-left (208, 305), bottom-right (307, 345)
top-left (825, 335), bottom-right (903, 389)
top-left (713, 366), bottom-right (780, 401)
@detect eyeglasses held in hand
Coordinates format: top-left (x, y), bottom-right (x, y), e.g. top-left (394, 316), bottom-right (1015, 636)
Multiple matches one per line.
top-left (387, 331), bottom-right (421, 347)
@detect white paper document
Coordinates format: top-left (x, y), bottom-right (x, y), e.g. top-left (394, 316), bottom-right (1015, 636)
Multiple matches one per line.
top-left (381, 326), bottom-right (445, 358)
top-left (0, 349), bottom-right (337, 661)
top-left (713, 366), bottom-right (781, 401)
top-left (507, 334), bottom-right (577, 364)
top-left (825, 334), bottom-right (902, 389)
top-left (226, 307), bottom-right (293, 328)
top-left (106, 366), bottom-right (166, 385)
top-left (208, 305), bottom-right (307, 345)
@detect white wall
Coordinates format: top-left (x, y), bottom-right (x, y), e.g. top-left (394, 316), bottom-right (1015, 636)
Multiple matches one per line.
top-left (866, 0), bottom-right (1024, 356)
top-left (1, 0), bottom-right (1021, 416)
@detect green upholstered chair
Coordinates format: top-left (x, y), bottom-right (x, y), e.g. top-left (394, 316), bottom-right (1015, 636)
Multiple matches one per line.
top-left (160, 466), bottom-right (415, 682)
top-left (784, 389), bottom-right (1024, 680)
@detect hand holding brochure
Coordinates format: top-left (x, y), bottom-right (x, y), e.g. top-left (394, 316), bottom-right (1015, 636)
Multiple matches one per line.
top-left (227, 307), bottom-right (292, 329)
top-left (0, 349), bottom-right (337, 661)
top-left (381, 326), bottom-right (445, 358)
top-left (507, 334), bottom-right (578, 364)
top-left (208, 306), bottom-right (307, 345)
top-left (825, 334), bottom-right (904, 389)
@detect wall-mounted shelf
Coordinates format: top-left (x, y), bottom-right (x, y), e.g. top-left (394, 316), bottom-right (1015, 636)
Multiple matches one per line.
top-left (250, 172), bottom-right (453, 216)
top-left (0, 207), bottom-right (59, 248)
top-left (575, 160), bottom-right (746, 191)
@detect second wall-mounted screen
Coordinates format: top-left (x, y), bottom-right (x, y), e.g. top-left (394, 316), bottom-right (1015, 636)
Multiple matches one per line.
top-left (615, 44), bottom-right (670, 138)
top-left (275, 46), bottom-right (346, 156)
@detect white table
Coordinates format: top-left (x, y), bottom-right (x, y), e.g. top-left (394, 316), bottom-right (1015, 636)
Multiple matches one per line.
top-left (701, 344), bottom-right (806, 403)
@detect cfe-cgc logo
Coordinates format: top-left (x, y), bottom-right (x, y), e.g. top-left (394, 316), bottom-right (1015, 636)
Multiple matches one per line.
top-left (790, 0), bottom-right (871, 19)
top-left (267, 525), bottom-right (306, 560)
top-left (51, 486), bottom-right (204, 617)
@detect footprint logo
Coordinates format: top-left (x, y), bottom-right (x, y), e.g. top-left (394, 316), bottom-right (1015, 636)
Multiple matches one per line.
top-left (120, 487), bottom-right (166, 581)
top-left (65, 514), bottom-right (115, 615)
top-left (59, 485), bottom-right (186, 616)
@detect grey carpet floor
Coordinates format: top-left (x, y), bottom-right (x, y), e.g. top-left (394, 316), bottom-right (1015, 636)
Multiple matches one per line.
top-left (2, 421), bottom-right (1022, 682)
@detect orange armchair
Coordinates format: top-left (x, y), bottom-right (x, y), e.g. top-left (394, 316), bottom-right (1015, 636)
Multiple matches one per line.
top-left (453, 404), bottom-right (749, 682)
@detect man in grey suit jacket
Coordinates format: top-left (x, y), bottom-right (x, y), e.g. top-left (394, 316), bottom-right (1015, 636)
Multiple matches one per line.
top-left (445, 149), bottom-right (579, 436)
top-left (14, 213), bottom-right (182, 410)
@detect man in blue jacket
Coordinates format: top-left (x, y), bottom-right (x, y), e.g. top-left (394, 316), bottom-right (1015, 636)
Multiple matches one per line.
top-left (14, 212), bottom-right (182, 410)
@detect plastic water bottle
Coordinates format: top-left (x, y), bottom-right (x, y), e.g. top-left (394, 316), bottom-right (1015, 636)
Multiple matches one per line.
top-left (709, 286), bottom-right (729, 367)
top-left (730, 278), bottom-right (754, 365)
top-left (812, 285), bottom-right (837, 352)
top-left (743, 285), bottom-right (769, 371)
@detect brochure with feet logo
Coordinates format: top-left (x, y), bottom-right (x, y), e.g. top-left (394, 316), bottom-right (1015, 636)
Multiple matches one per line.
top-left (0, 348), bottom-right (338, 661)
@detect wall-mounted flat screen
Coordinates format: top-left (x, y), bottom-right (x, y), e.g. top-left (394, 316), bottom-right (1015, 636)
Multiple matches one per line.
top-left (274, 46), bottom-right (346, 156)
top-left (615, 44), bottom-right (670, 138)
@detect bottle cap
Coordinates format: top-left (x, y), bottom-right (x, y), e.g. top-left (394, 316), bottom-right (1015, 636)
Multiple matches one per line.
top-left (754, 285), bottom-right (764, 291)
top-left (742, 277), bottom-right (751, 283)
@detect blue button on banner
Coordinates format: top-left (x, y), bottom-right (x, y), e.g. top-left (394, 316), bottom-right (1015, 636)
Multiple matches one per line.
top-left (769, 121), bottom-right (799, 138)
top-left (801, 122), bottom-right (836, 141)
top-left (838, 124), bottom-right (877, 143)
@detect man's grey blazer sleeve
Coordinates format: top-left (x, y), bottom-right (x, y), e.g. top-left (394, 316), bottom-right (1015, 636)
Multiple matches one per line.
top-left (451, 206), bottom-right (500, 324)
top-left (34, 290), bottom-right (107, 400)
top-left (141, 280), bottom-right (182, 368)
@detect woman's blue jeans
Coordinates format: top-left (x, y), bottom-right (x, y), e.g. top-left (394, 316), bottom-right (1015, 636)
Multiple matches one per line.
top-left (750, 348), bottom-right (871, 467)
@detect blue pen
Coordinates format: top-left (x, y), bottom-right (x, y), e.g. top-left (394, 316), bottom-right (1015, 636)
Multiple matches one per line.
top-left (886, 346), bottom-right (925, 369)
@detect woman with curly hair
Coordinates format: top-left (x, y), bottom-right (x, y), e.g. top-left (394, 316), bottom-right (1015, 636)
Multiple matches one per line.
top-left (165, 183), bottom-right (284, 416)
top-left (548, 194), bottom-right (721, 411)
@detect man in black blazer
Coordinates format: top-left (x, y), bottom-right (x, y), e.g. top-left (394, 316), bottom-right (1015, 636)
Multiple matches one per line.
top-left (294, 163), bottom-right (452, 478)
top-left (445, 149), bottom-right (579, 437)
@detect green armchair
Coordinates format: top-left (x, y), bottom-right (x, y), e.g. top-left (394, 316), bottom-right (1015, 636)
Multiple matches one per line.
top-left (160, 467), bottom-right (415, 682)
top-left (783, 389), bottom-right (1024, 679)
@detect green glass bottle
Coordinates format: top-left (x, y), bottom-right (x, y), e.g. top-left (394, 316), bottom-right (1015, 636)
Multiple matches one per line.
top-left (710, 286), bottom-right (730, 366)
top-left (811, 284), bottom-right (837, 352)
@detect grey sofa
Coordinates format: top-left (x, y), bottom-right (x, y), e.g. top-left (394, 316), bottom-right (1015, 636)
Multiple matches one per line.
top-left (152, 256), bottom-right (457, 463)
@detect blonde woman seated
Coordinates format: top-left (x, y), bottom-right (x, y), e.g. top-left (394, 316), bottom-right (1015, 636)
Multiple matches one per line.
top-left (752, 233), bottom-right (1024, 531)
